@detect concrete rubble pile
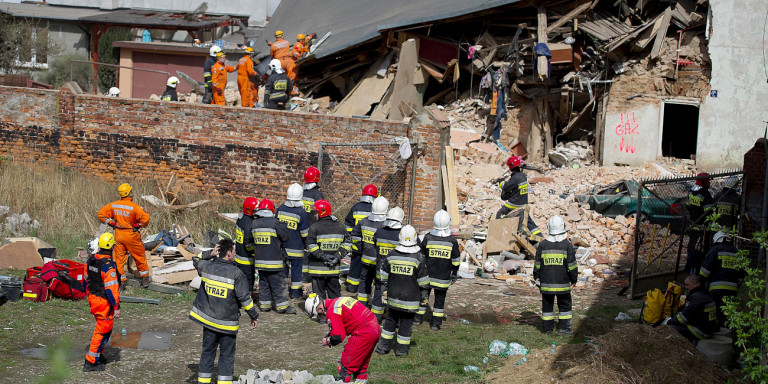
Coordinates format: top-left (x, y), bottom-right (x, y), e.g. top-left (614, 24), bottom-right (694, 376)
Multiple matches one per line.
top-left (4, 212), bottom-right (40, 237)
top-left (238, 368), bottom-right (344, 384)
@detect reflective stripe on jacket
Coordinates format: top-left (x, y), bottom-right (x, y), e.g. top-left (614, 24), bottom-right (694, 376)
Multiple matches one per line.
top-left (189, 257), bottom-right (258, 334)
top-left (533, 239), bottom-right (578, 294)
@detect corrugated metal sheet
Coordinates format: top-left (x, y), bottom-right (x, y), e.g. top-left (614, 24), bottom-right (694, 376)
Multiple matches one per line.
top-left (0, 2), bottom-right (108, 21)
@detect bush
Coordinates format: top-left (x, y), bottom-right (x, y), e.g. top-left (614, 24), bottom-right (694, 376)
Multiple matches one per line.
top-left (38, 53), bottom-right (94, 90)
top-left (97, 27), bottom-right (133, 93)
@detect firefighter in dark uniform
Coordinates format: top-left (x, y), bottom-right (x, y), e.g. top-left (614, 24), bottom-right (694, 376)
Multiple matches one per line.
top-left (276, 184), bottom-right (310, 299)
top-left (251, 199), bottom-right (296, 314)
top-left (667, 274), bottom-right (718, 343)
top-left (699, 231), bottom-right (742, 325)
top-left (417, 210), bottom-right (460, 330)
top-left (496, 156), bottom-right (542, 240)
top-left (302, 166), bottom-right (325, 281)
top-left (344, 184), bottom-right (378, 293)
top-left (235, 197), bottom-right (259, 296)
top-left (306, 199), bottom-right (352, 300)
top-left (376, 225), bottom-right (429, 357)
top-left (264, 59), bottom-right (293, 110)
top-left (202, 46), bottom-right (221, 104)
top-left (369, 207), bottom-right (404, 322)
top-left (190, 239), bottom-right (258, 384)
top-left (161, 76), bottom-right (179, 101)
top-left (710, 175), bottom-right (741, 232)
top-left (684, 173), bottom-right (714, 274)
top-left (352, 196), bottom-right (389, 305)
top-left (533, 215), bottom-right (578, 334)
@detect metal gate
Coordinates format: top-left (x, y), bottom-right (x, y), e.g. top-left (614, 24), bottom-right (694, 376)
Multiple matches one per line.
top-left (629, 170), bottom-right (744, 298)
top-left (317, 140), bottom-right (417, 224)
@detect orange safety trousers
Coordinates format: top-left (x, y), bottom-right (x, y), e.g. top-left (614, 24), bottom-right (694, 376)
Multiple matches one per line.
top-left (237, 77), bottom-right (258, 107)
top-left (114, 228), bottom-right (148, 281)
top-left (86, 295), bottom-right (114, 364)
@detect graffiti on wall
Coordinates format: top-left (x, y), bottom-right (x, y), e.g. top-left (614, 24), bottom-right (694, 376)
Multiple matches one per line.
top-left (615, 112), bottom-right (639, 154)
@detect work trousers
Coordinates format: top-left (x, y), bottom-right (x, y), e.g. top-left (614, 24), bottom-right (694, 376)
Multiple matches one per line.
top-left (711, 291), bottom-right (736, 326)
top-left (358, 267), bottom-right (384, 320)
top-left (86, 295), bottom-right (114, 364)
top-left (302, 253), bottom-right (311, 283)
top-left (541, 292), bottom-right (572, 332)
top-left (258, 270), bottom-right (289, 311)
top-left (198, 327), bottom-right (236, 384)
top-left (114, 228), bottom-right (149, 282)
top-left (312, 275), bottom-right (341, 300)
top-left (378, 307), bottom-right (415, 355)
top-left (422, 287), bottom-right (448, 327)
top-left (236, 261), bottom-right (255, 294)
top-left (669, 323), bottom-right (699, 344)
top-left (495, 205), bottom-right (542, 238)
top-left (338, 317), bottom-right (380, 384)
top-left (285, 257), bottom-right (303, 299)
top-left (237, 78), bottom-right (257, 108)
top-left (345, 253), bottom-right (363, 294)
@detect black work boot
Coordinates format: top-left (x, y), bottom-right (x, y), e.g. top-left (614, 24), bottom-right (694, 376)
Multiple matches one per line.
top-left (97, 355), bottom-right (108, 365)
top-left (141, 276), bottom-right (151, 288)
top-left (543, 319), bottom-right (555, 334)
top-left (430, 322), bottom-right (441, 331)
top-left (414, 314), bottom-right (423, 326)
top-left (83, 359), bottom-right (106, 372)
top-left (375, 339), bottom-right (391, 355)
top-left (395, 342), bottom-right (410, 357)
top-left (557, 319), bottom-right (573, 335)
top-left (278, 306), bottom-right (297, 314)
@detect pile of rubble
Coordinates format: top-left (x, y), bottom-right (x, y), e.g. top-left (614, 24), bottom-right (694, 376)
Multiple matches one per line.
top-left (3, 210), bottom-right (40, 237)
top-left (238, 369), bottom-right (343, 384)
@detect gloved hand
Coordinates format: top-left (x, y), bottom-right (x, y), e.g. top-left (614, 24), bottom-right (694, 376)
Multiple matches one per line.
top-left (106, 219), bottom-right (116, 228)
top-left (215, 87), bottom-right (223, 95)
top-left (534, 279), bottom-right (541, 287)
top-left (450, 273), bottom-right (458, 285)
top-left (322, 254), bottom-right (336, 268)
top-left (132, 223), bottom-right (142, 232)
top-left (321, 337), bottom-right (330, 347)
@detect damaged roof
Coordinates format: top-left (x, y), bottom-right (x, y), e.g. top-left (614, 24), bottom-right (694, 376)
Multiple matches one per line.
top-left (0, 2), bottom-right (109, 21)
top-left (79, 9), bottom-right (248, 30)
top-left (254, 0), bottom-right (521, 60)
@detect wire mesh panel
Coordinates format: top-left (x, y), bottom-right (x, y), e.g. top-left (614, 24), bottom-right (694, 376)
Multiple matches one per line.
top-left (318, 141), bottom-right (415, 224)
top-left (630, 170), bottom-right (743, 298)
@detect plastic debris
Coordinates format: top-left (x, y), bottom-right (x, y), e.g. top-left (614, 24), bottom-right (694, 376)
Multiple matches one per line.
top-left (506, 342), bottom-right (529, 356)
top-left (459, 318), bottom-right (471, 325)
top-left (463, 365), bottom-right (479, 373)
top-left (515, 357), bottom-right (527, 365)
top-left (615, 312), bottom-right (631, 321)
top-left (550, 341), bottom-right (556, 354)
top-left (488, 340), bottom-right (508, 355)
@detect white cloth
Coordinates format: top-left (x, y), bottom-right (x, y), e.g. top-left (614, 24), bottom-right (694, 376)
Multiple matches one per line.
top-left (303, 183), bottom-right (317, 190)
top-left (384, 221), bottom-right (402, 229)
top-left (256, 210), bottom-right (274, 217)
top-left (545, 233), bottom-right (567, 242)
top-left (395, 245), bottom-right (420, 253)
top-left (360, 195), bottom-right (375, 204)
top-left (284, 200), bottom-right (303, 208)
top-left (430, 228), bottom-right (452, 237)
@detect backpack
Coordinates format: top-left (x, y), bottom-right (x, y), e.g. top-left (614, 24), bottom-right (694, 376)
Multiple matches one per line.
top-left (643, 288), bottom-right (665, 325)
top-left (22, 276), bottom-right (50, 302)
top-left (49, 274), bottom-right (87, 300)
top-left (662, 281), bottom-right (683, 318)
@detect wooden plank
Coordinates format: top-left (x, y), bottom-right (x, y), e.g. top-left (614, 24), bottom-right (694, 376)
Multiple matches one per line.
top-left (536, 6), bottom-right (549, 81)
top-left (547, 1), bottom-right (592, 34)
top-left (485, 217), bottom-right (521, 254)
top-left (651, 7), bottom-right (673, 60)
top-left (121, 296), bottom-right (161, 305)
top-left (124, 279), bottom-right (188, 294)
top-left (561, 98), bottom-right (595, 136)
top-left (152, 269), bottom-right (198, 285)
top-left (441, 165), bottom-right (453, 216)
top-left (633, 14), bottom-right (664, 51)
top-left (512, 233), bottom-right (538, 257)
top-left (444, 145), bottom-right (460, 226)
top-left (333, 56), bottom-right (395, 117)
top-left (388, 38), bottom-right (422, 121)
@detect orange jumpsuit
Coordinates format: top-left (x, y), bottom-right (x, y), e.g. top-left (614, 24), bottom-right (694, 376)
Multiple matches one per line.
top-left (237, 55), bottom-right (258, 107)
top-left (97, 197), bottom-right (150, 282)
top-left (85, 252), bottom-right (120, 364)
top-left (271, 38), bottom-right (296, 81)
top-left (291, 41), bottom-right (306, 60)
top-left (211, 61), bottom-right (238, 106)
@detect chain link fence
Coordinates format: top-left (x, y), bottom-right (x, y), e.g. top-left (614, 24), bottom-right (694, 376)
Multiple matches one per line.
top-left (629, 170), bottom-right (744, 298)
top-left (318, 141), bottom-right (416, 224)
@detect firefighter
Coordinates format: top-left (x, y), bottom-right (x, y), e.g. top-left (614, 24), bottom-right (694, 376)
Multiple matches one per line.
top-left (352, 196), bottom-right (389, 303)
top-left (369, 206), bottom-right (404, 322)
top-left (533, 216), bottom-right (578, 334)
top-left (302, 166), bottom-right (325, 280)
top-left (202, 45), bottom-right (221, 104)
top-left (292, 34), bottom-right (307, 60)
top-left (496, 156), bottom-right (542, 241)
top-left (376, 225), bottom-right (428, 357)
top-left (211, 52), bottom-right (238, 106)
top-left (190, 239), bottom-right (258, 384)
top-left (345, 184), bottom-right (378, 293)
top-left (97, 183), bottom-right (151, 287)
top-left (666, 275), bottom-right (718, 343)
top-left (277, 183), bottom-right (310, 299)
top-left (161, 76), bottom-right (178, 101)
top-left (251, 199), bottom-right (295, 314)
top-left (710, 175), bottom-right (741, 232)
top-left (306, 199), bottom-right (352, 300)
top-left (235, 197), bottom-right (259, 296)
top-left (699, 231), bottom-right (742, 325)
top-left (306, 294), bottom-right (381, 383)
top-left (417, 210), bottom-right (460, 330)
top-left (237, 47), bottom-right (259, 108)
top-left (684, 173), bottom-right (714, 274)
top-left (269, 30), bottom-right (291, 67)
top-left (264, 59), bottom-right (292, 110)
top-left (108, 87), bottom-right (120, 97)
top-left (83, 233), bottom-right (120, 372)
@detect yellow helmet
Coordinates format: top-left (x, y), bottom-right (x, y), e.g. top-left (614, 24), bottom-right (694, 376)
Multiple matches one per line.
top-left (297, 34), bottom-right (306, 40)
top-left (244, 47), bottom-right (254, 53)
top-left (216, 51), bottom-right (226, 59)
top-left (118, 183), bottom-right (132, 197)
top-left (98, 233), bottom-right (116, 250)
top-left (275, 30), bottom-right (284, 38)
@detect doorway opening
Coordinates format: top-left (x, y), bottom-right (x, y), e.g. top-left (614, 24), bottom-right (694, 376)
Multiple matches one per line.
top-left (661, 102), bottom-right (699, 159)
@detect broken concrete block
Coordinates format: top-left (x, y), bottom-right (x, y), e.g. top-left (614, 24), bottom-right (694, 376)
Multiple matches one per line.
top-left (4, 213), bottom-right (40, 236)
top-left (0, 241), bottom-right (44, 269)
top-left (0, 206), bottom-right (9, 217)
top-left (548, 151), bottom-right (568, 167)
top-left (292, 370), bottom-right (312, 384)
top-left (314, 375), bottom-right (338, 384)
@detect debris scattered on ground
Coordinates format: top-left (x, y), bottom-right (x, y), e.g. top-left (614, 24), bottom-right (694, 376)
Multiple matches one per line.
top-left (4, 213), bottom-right (40, 236)
top-left (238, 368), bottom-right (344, 384)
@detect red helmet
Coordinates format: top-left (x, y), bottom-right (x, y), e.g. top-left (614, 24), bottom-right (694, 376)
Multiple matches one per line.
top-left (314, 199), bottom-right (332, 218)
top-left (257, 198), bottom-right (276, 214)
top-left (242, 197), bottom-right (259, 216)
top-left (695, 172), bottom-right (710, 188)
top-left (304, 166), bottom-right (320, 183)
top-left (362, 184), bottom-right (378, 197)
top-left (506, 156), bottom-right (524, 169)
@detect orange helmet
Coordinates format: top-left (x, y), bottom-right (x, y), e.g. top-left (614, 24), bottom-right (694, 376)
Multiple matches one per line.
top-left (315, 199), bottom-right (332, 218)
top-left (362, 184), bottom-right (378, 197)
top-left (242, 197), bottom-right (259, 216)
top-left (506, 156), bottom-right (524, 169)
top-left (258, 198), bottom-right (276, 214)
top-left (304, 166), bottom-right (320, 183)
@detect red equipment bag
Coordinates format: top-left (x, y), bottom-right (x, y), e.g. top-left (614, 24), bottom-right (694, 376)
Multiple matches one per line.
top-left (48, 274), bottom-right (87, 300)
top-left (22, 276), bottom-right (50, 302)
top-left (38, 262), bottom-right (60, 283)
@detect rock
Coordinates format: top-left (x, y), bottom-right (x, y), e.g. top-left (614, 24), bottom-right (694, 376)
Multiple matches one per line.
top-left (615, 215), bottom-right (628, 226)
top-left (315, 375), bottom-right (338, 384)
top-left (283, 370), bottom-right (292, 381)
top-left (0, 206), bottom-right (9, 216)
top-left (4, 212), bottom-right (40, 236)
top-left (467, 162), bottom-right (504, 180)
top-left (292, 371), bottom-right (313, 384)
top-left (548, 151), bottom-right (568, 167)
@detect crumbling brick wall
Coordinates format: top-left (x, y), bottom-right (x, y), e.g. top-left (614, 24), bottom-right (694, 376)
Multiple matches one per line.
top-left (742, 138), bottom-right (767, 260)
top-left (0, 86), bottom-right (441, 229)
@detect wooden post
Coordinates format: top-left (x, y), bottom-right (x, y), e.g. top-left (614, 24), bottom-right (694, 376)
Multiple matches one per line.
top-left (536, 7), bottom-right (549, 82)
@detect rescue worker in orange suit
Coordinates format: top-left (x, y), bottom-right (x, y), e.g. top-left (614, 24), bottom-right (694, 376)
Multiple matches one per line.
top-left (306, 294), bottom-right (381, 383)
top-left (237, 47), bottom-right (259, 108)
top-left (211, 51), bottom-right (238, 106)
top-left (190, 239), bottom-right (258, 384)
top-left (83, 233), bottom-right (120, 372)
top-left (97, 183), bottom-right (151, 287)
top-left (291, 34), bottom-right (308, 60)
top-left (269, 30), bottom-right (296, 82)
top-left (202, 45), bottom-right (221, 104)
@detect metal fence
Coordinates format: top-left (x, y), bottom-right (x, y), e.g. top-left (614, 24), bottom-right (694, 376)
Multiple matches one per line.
top-left (629, 170), bottom-right (744, 298)
top-left (317, 141), bottom-right (417, 224)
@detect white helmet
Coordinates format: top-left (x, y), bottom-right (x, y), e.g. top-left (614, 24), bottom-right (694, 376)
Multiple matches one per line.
top-left (287, 183), bottom-right (303, 201)
top-left (108, 87), bottom-right (120, 97)
top-left (372, 196), bottom-right (389, 215)
top-left (167, 76), bottom-right (179, 88)
top-left (398, 225), bottom-right (418, 247)
top-left (209, 45), bottom-right (222, 57)
top-left (548, 215), bottom-right (566, 235)
top-left (305, 293), bottom-right (320, 319)
top-left (433, 210), bottom-right (451, 230)
top-left (269, 59), bottom-right (284, 74)
top-left (386, 207), bottom-right (405, 223)
top-left (713, 231), bottom-right (730, 244)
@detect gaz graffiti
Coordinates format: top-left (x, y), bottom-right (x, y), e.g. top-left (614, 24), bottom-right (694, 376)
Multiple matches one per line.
top-left (615, 112), bottom-right (639, 154)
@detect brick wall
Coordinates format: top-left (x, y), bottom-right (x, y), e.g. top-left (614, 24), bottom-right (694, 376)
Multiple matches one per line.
top-left (0, 86), bottom-right (442, 229)
top-left (742, 138), bottom-right (767, 260)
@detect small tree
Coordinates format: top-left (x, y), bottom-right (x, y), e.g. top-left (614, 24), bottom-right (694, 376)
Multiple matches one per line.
top-left (97, 27), bottom-right (133, 92)
top-left (39, 53), bottom-right (94, 90)
top-left (0, 14), bottom-right (58, 73)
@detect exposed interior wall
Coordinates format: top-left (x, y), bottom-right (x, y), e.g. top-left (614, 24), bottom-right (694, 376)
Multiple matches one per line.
top-left (603, 99), bottom-right (661, 166)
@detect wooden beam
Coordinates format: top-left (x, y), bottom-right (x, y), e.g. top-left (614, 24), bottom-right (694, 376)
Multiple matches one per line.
top-left (444, 145), bottom-right (460, 226)
top-left (536, 6), bottom-right (549, 81)
top-left (561, 98), bottom-right (595, 136)
top-left (650, 7), bottom-right (673, 60)
top-left (547, 1), bottom-right (592, 34)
